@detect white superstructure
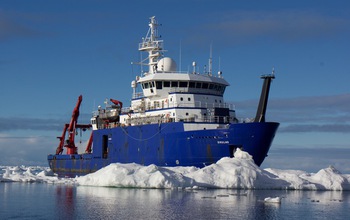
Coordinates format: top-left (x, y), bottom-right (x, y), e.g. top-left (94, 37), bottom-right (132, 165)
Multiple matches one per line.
top-left (92, 16), bottom-right (236, 131)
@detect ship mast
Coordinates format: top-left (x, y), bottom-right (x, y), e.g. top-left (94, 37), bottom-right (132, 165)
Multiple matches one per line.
top-left (139, 16), bottom-right (164, 74)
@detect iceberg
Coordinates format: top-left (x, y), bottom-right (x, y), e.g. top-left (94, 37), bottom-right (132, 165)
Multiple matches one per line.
top-left (1, 149), bottom-right (350, 190)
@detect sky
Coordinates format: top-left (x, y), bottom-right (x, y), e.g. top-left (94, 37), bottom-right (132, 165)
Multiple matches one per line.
top-left (0, 0), bottom-right (349, 173)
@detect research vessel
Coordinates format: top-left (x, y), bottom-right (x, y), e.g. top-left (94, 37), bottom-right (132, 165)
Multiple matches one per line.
top-left (48, 16), bottom-right (279, 177)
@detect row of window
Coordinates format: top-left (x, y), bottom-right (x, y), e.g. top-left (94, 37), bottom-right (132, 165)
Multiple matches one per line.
top-left (141, 81), bottom-right (226, 93)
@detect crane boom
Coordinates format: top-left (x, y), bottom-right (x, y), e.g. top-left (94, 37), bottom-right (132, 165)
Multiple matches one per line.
top-left (55, 95), bottom-right (92, 155)
top-left (110, 98), bottom-right (123, 109)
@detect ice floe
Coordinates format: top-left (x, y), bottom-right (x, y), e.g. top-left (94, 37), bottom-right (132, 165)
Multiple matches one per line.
top-left (1, 149), bottom-right (350, 190)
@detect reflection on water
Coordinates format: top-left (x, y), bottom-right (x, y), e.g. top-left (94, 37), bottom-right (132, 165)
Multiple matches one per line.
top-left (1, 183), bottom-right (350, 219)
top-left (56, 186), bottom-right (76, 219)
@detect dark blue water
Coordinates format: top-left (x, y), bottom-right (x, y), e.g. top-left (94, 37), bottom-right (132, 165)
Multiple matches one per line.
top-left (1, 183), bottom-right (349, 220)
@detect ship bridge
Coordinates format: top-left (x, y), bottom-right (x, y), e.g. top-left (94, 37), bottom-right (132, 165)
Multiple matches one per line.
top-left (137, 71), bottom-right (229, 99)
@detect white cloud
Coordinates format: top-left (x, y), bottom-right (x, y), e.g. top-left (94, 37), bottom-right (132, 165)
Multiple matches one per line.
top-left (194, 9), bottom-right (350, 45)
top-left (0, 134), bottom-right (55, 166)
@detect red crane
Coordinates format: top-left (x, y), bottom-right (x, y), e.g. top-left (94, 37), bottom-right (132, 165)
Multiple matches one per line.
top-left (110, 98), bottom-right (123, 109)
top-left (56, 95), bottom-right (92, 155)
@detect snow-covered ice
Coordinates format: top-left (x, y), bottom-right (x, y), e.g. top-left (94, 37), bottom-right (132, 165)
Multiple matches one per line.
top-left (1, 149), bottom-right (350, 190)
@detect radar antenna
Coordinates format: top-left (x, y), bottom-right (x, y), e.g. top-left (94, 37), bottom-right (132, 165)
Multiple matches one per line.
top-left (208, 43), bottom-right (213, 76)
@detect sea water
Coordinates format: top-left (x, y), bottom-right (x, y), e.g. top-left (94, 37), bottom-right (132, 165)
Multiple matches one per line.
top-left (1, 151), bottom-right (350, 220)
top-left (1, 183), bottom-right (349, 220)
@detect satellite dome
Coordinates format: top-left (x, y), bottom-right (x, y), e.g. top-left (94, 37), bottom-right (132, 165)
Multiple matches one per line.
top-left (157, 57), bottom-right (177, 72)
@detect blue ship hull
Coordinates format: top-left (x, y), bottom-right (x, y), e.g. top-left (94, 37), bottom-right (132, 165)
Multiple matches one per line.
top-left (48, 121), bottom-right (279, 177)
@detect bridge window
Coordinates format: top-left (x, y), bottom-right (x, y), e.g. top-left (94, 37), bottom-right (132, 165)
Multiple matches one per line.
top-left (179, 81), bottom-right (188, 87)
top-left (202, 83), bottom-right (209, 89)
top-left (171, 81), bottom-right (178, 87)
top-left (156, 81), bottom-right (162, 89)
top-left (196, 82), bottom-right (202, 88)
top-left (189, 82), bottom-right (195, 88)
top-left (164, 81), bottom-right (170, 87)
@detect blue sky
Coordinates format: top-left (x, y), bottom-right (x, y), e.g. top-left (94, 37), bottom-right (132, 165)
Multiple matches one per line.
top-left (1, 0), bottom-right (349, 173)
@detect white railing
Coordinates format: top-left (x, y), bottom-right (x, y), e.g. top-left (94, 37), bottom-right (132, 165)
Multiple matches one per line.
top-left (132, 92), bottom-right (144, 99)
top-left (167, 101), bottom-right (234, 110)
top-left (168, 87), bottom-right (224, 96)
top-left (121, 100), bottom-right (235, 114)
top-left (95, 114), bottom-right (234, 129)
top-left (139, 40), bottom-right (164, 51)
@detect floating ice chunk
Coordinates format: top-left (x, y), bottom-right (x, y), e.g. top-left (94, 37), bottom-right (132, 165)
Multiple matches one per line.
top-left (264, 197), bottom-right (281, 203)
